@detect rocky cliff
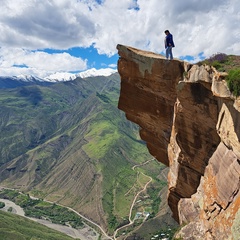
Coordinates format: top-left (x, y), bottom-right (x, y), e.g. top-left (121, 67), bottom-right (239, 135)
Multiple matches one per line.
top-left (117, 44), bottom-right (240, 239)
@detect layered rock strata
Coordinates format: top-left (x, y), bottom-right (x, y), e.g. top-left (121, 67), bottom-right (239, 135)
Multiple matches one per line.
top-left (117, 44), bottom-right (240, 239)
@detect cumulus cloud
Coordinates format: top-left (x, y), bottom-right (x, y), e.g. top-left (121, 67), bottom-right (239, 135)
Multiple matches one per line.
top-left (0, 0), bottom-right (240, 76)
top-left (0, 0), bottom-right (95, 49)
top-left (0, 47), bottom-right (87, 77)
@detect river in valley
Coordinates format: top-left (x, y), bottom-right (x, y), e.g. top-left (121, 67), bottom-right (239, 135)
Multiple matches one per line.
top-left (0, 198), bottom-right (100, 240)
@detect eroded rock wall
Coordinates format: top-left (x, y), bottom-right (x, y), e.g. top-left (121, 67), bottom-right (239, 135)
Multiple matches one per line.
top-left (117, 44), bottom-right (240, 239)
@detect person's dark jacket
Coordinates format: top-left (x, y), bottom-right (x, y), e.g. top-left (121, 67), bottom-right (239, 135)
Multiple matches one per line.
top-left (165, 33), bottom-right (175, 48)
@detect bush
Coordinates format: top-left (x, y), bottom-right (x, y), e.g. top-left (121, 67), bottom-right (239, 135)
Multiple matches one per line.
top-left (0, 202), bottom-right (5, 208)
top-left (211, 61), bottom-right (222, 70)
top-left (226, 68), bottom-right (240, 97)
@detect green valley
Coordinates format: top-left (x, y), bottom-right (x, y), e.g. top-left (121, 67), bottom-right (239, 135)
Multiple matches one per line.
top-left (0, 74), bottom-right (177, 237)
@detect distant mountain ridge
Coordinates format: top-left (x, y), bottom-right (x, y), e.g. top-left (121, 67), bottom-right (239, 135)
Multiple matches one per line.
top-left (0, 75), bottom-right (54, 88)
top-left (0, 68), bottom-right (117, 88)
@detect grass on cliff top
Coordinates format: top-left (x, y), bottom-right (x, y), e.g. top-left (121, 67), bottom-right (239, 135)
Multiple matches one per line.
top-left (198, 53), bottom-right (240, 96)
top-left (197, 53), bottom-right (240, 72)
top-left (0, 211), bottom-right (75, 240)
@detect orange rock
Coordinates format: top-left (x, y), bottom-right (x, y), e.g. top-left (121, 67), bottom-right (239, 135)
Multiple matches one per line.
top-left (117, 44), bottom-right (240, 239)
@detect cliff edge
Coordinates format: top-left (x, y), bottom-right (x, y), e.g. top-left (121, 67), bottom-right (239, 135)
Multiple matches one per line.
top-left (117, 44), bottom-right (240, 239)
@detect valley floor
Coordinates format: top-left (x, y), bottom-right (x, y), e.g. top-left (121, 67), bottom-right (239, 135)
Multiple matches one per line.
top-left (0, 198), bottom-right (100, 240)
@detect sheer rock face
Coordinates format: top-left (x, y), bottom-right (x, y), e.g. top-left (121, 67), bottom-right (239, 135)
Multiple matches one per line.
top-left (117, 44), bottom-right (240, 239)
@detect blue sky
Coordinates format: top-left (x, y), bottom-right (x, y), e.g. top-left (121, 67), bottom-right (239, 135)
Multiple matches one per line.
top-left (42, 46), bottom-right (118, 72)
top-left (0, 0), bottom-right (239, 78)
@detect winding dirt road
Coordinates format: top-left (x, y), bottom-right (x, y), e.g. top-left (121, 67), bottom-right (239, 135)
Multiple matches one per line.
top-left (113, 159), bottom-right (154, 239)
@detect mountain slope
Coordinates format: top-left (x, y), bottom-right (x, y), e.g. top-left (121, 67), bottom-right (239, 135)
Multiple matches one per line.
top-left (0, 73), bottom-right (173, 234)
top-left (0, 211), bottom-right (74, 240)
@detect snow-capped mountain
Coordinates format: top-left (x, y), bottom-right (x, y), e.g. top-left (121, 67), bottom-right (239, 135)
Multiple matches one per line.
top-left (11, 75), bottom-right (47, 82)
top-left (0, 68), bottom-right (118, 88)
top-left (78, 68), bottom-right (117, 78)
top-left (45, 68), bottom-right (117, 82)
top-left (0, 75), bottom-right (54, 88)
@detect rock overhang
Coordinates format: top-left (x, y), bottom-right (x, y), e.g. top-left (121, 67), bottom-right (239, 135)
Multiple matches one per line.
top-left (117, 44), bottom-right (240, 239)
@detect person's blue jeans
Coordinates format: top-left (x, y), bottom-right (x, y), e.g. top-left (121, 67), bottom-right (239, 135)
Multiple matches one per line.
top-left (166, 46), bottom-right (173, 60)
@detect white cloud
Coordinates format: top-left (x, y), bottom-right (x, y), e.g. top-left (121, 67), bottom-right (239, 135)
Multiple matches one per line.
top-left (0, 0), bottom-right (95, 49)
top-left (0, 0), bottom-right (240, 77)
top-left (91, 0), bottom-right (240, 57)
top-left (0, 47), bottom-right (87, 78)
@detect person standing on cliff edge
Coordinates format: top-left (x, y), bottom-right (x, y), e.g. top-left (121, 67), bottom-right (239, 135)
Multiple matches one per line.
top-left (164, 30), bottom-right (175, 60)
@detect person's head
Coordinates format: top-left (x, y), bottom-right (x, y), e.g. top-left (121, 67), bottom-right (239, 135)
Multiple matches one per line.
top-left (164, 30), bottom-right (170, 35)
